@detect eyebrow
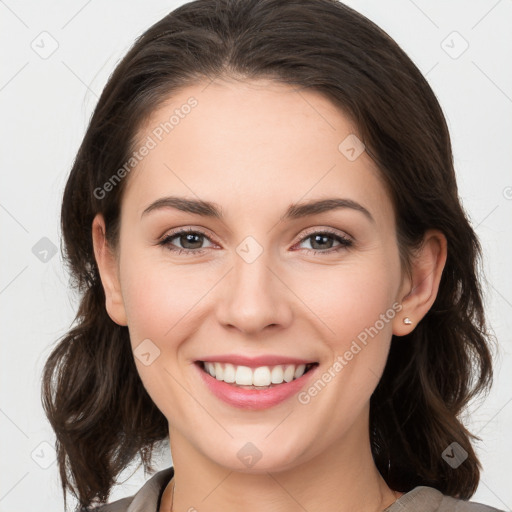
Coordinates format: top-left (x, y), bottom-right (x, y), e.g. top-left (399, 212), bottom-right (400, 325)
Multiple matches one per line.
top-left (141, 196), bottom-right (375, 223)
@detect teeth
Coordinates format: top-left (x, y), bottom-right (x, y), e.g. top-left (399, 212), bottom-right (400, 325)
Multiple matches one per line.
top-left (206, 362), bottom-right (216, 377)
top-left (235, 365), bottom-right (253, 385)
top-left (202, 362), bottom-right (310, 386)
top-left (214, 362), bottom-right (224, 380)
top-left (253, 366), bottom-right (271, 386)
top-left (223, 363), bottom-right (236, 383)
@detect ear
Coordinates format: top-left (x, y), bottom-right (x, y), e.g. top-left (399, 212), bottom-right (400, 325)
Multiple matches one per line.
top-left (91, 213), bottom-right (127, 326)
top-left (393, 229), bottom-right (447, 336)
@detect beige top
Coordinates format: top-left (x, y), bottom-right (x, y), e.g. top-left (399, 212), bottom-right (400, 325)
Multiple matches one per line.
top-left (84, 467), bottom-right (505, 512)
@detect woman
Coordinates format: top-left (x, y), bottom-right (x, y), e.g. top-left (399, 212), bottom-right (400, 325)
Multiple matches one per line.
top-left (41, 0), bottom-right (504, 511)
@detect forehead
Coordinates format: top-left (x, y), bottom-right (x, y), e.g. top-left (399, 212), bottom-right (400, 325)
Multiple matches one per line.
top-left (122, 78), bottom-right (393, 226)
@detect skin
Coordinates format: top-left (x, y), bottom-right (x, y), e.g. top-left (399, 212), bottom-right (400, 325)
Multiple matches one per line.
top-left (92, 78), bottom-right (447, 512)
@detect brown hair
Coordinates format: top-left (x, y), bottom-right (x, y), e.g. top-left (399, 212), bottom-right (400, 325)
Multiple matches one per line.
top-left (41, 0), bottom-right (496, 509)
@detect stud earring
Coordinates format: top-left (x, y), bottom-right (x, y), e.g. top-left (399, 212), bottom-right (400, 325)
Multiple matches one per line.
top-left (403, 317), bottom-right (412, 325)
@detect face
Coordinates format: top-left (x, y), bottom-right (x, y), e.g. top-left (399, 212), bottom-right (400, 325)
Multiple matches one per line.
top-left (101, 78), bottom-right (411, 473)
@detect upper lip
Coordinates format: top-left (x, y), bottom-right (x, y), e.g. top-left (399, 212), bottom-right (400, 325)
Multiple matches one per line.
top-left (196, 354), bottom-right (317, 368)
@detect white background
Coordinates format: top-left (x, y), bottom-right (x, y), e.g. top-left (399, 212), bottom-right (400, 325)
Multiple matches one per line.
top-left (0, 0), bottom-right (511, 510)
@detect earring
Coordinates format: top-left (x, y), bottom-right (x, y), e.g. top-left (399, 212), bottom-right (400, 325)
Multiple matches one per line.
top-left (403, 317), bottom-right (412, 325)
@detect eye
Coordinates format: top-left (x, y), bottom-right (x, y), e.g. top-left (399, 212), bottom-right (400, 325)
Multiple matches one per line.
top-left (294, 228), bottom-right (353, 255)
top-left (158, 228), bottom-right (215, 255)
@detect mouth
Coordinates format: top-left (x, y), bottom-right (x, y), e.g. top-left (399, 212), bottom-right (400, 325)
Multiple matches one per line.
top-left (194, 360), bottom-right (319, 389)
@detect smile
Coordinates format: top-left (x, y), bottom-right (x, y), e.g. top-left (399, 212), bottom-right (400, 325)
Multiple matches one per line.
top-left (194, 359), bottom-right (320, 410)
top-left (197, 361), bottom-right (318, 388)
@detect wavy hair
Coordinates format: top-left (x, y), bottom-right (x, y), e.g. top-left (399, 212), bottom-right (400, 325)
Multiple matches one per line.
top-left (41, 0), bottom-right (496, 509)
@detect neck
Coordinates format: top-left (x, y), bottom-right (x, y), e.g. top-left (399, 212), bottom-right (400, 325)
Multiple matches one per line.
top-left (162, 416), bottom-right (400, 512)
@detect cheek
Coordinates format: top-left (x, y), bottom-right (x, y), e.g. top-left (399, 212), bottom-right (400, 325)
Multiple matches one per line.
top-left (296, 262), bottom-right (398, 342)
top-left (121, 261), bottom-right (200, 342)
top-left (292, 254), bottom-right (401, 409)
top-left (118, 254), bottom-right (208, 412)
top-left (119, 246), bottom-right (225, 362)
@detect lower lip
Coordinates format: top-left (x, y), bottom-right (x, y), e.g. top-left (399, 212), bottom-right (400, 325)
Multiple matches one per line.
top-left (195, 362), bottom-right (318, 410)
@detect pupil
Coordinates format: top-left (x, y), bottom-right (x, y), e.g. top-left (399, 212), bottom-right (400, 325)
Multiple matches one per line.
top-left (182, 233), bottom-right (202, 249)
top-left (311, 234), bottom-right (332, 250)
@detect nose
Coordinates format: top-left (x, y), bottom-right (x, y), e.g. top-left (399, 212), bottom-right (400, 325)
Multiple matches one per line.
top-left (216, 248), bottom-right (293, 336)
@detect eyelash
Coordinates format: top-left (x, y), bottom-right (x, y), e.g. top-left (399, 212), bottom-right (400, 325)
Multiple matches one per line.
top-left (157, 227), bottom-right (353, 256)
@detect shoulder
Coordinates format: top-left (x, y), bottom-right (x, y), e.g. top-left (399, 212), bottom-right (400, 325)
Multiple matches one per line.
top-left (80, 466), bottom-right (174, 512)
top-left (387, 486), bottom-right (506, 512)
top-left (438, 491), bottom-right (506, 512)
top-left (80, 496), bottom-right (134, 512)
